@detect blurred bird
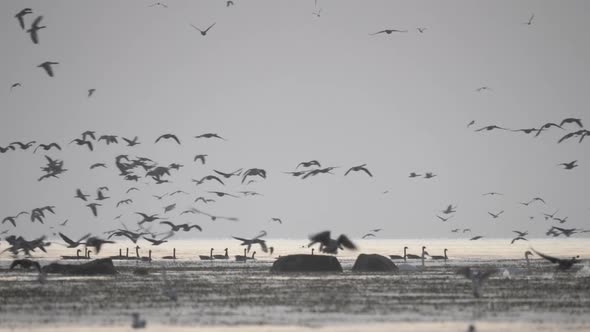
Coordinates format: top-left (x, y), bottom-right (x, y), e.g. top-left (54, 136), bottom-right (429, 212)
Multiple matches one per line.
top-left (308, 231), bottom-right (357, 254)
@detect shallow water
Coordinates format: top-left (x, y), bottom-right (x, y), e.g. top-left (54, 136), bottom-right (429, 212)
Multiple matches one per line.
top-left (0, 239), bottom-right (589, 330)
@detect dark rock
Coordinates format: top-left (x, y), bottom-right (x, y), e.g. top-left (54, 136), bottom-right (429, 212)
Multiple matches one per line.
top-left (352, 254), bottom-right (398, 272)
top-left (42, 258), bottom-right (118, 275)
top-left (270, 254), bottom-right (342, 273)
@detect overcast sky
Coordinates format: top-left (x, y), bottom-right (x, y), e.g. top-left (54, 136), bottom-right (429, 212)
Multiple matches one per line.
top-left (1, 0), bottom-right (589, 241)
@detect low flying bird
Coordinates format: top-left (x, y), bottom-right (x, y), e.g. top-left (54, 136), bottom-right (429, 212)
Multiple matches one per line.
top-left (155, 134), bottom-right (181, 144)
top-left (189, 208), bottom-right (238, 222)
top-left (513, 230), bottom-right (528, 237)
top-left (417, 27), bottom-right (427, 33)
top-left (169, 190), bottom-right (188, 196)
top-left (75, 189), bottom-right (90, 201)
top-left (409, 172), bottom-right (421, 178)
top-left (81, 131), bottom-right (96, 141)
top-left (362, 233), bottom-right (376, 239)
top-left (475, 125), bottom-right (507, 132)
top-left (152, 194), bottom-right (167, 200)
top-left (531, 248), bottom-right (580, 270)
top-left (85, 237), bottom-right (114, 254)
top-left (15, 8), bottom-right (33, 30)
top-left (96, 189), bottom-right (110, 201)
top-left (195, 133), bottom-right (226, 140)
top-left (163, 204), bottom-right (176, 213)
top-left (90, 163), bottom-right (107, 169)
top-left (370, 29), bottom-right (408, 35)
top-left (559, 160), bottom-right (578, 170)
top-left (136, 213), bottom-right (160, 225)
top-left (535, 123), bottom-right (563, 137)
top-left (0, 145), bottom-right (16, 153)
top-left (213, 169), bottom-right (242, 178)
top-left (270, 218), bottom-right (282, 224)
top-left (548, 226), bottom-right (578, 238)
top-left (232, 232), bottom-right (268, 253)
top-left (284, 170), bottom-right (310, 177)
top-left (511, 236), bottom-right (528, 244)
top-left (191, 23), bottom-right (216, 36)
top-left (107, 230), bottom-right (147, 243)
top-left (27, 16), bottom-right (45, 44)
top-left (512, 128), bottom-right (541, 135)
top-left (208, 191), bottom-right (238, 198)
top-left (456, 267), bottom-right (498, 298)
top-left (520, 197), bottom-right (546, 206)
top-left (70, 139), bottom-right (93, 151)
top-left (424, 172), bottom-right (437, 179)
top-left (160, 221), bottom-right (202, 232)
top-left (87, 203), bottom-right (101, 217)
top-left (451, 229), bottom-right (460, 233)
top-left (553, 216), bottom-right (568, 224)
top-left (242, 168), bottom-right (267, 184)
top-left (442, 204), bottom-right (457, 214)
top-left (122, 136), bottom-right (140, 146)
top-left (59, 233), bottom-right (91, 248)
top-left (297, 160), bottom-right (321, 169)
top-left (524, 13), bottom-right (534, 25)
top-left (470, 236), bottom-right (483, 241)
top-left (98, 135), bottom-right (118, 145)
top-left (437, 215), bottom-right (453, 222)
top-left (193, 175), bottom-right (225, 186)
top-left (33, 143), bottom-right (61, 153)
top-left (344, 164), bottom-right (373, 177)
top-left (126, 187), bottom-right (139, 193)
top-left (467, 120), bottom-right (475, 128)
top-left (308, 231), bottom-right (357, 254)
top-left (194, 154), bottom-right (207, 164)
top-left (10, 141), bottom-right (36, 150)
top-left (488, 211), bottom-right (504, 219)
top-left (143, 233), bottom-right (173, 246)
top-left (10, 259), bottom-right (42, 272)
top-left (560, 118), bottom-right (583, 128)
top-left (116, 199), bottom-right (133, 207)
top-left (38, 61), bottom-right (59, 77)
top-left (543, 210), bottom-right (559, 220)
top-left (301, 167), bottom-right (338, 179)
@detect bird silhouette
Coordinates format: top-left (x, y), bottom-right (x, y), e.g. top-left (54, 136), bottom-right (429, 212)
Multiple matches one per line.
top-left (531, 248), bottom-right (580, 270)
top-left (559, 160), bottom-right (578, 170)
top-left (195, 133), bottom-right (226, 140)
top-left (148, 2), bottom-right (168, 8)
top-left (75, 189), bottom-right (90, 201)
top-left (437, 215), bottom-right (453, 222)
top-left (155, 134), bottom-right (180, 144)
top-left (37, 61), bottom-right (58, 77)
top-left (122, 136), bottom-right (140, 146)
top-left (59, 232), bottom-right (91, 248)
top-left (442, 204), bottom-right (457, 214)
top-left (194, 154), bottom-right (207, 164)
top-left (524, 13), bottom-right (535, 25)
top-left (33, 143), bottom-right (61, 153)
top-left (297, 160), bottom-right (321, 169)
top-left (470, 236), bottom-right (483, 241)
top-left (417, 27), bottom-right (427, 33)
top-left (90, 163), bottom-right (107, 169)
top-left (270, 218), bottom-right (282, 224)
top-left (370, 29), bottom-right (408, 35)
top-left (475, 125), bottom-right (507, 132)
top-left (213, 168), bottom-right (242, 178)
top-left (560, 118), bottom-right (583, 128)
top-left (208, 191), bottom-right (238, 198)
top-left (27, 16), bottom-right (45, 44)
top-left (308, 231), bottom-right (356, 254)
top-left (87, 203), bottom-right (101, 217)
top-left (191, 23), bottom-right (216, 36)
top-left (344, 164), bottom-right (373, 177)
top-left (488, 211), bottom-right (504, 219)
top-left (15, 8), bottom-right (33, 30)
top-left (69, 139), bottom-right (93, 151)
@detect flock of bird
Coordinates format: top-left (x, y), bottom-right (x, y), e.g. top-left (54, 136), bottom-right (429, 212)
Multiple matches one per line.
top-left (2, 4), bottom-right (588, 283)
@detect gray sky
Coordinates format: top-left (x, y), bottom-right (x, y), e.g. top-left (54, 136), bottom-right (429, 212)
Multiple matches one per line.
top-left (1, 0), bottom-right (589, 241)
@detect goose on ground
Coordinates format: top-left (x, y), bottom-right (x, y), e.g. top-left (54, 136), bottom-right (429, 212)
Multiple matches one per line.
top-left (162, 248), bottom-right (176, 260)
top-left (389, 247), bottom-right (407, 262)
top-left (405, 246), bottom-right (425, 259)
top-left (430, 249), bottom-right (448, 261)
top-left (61, 249), bottom-right (82, 260)
top-left (213, 248), bottom-right (229, 259)
top-left (199, 248), bottom-right (214, 260)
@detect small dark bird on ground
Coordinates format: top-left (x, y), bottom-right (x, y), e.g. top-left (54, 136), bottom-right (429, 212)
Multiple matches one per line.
top-left (308, 231), bottom-right (357, 254)
top-left (191, 23), bottom-right (216, 36)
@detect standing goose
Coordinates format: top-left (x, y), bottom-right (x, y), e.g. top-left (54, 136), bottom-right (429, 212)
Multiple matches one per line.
top-left (405, 246), bottom-right (425, 259)
top-left (235, 248), bottom-right (248, 262)
top-left (389, 247), bottom-right (408, 262)
top-left (61, 249), bottom-right (82, 260)
top-left (199, 248), bottom-right (214, 260)
top-left (162, 248), bottom-right (176, 260)
top-left (213, 248), bottom-right (229, 259)
top-left (525, 250), bottom-right (534, 269)
top-left (430, 249), bottom-right (449, 261)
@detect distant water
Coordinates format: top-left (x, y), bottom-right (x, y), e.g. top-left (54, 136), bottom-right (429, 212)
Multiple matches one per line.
top-left (3, 238), bottom-right (588, 263)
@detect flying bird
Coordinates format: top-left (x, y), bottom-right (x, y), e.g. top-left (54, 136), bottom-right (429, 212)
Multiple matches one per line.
top-left (33, 143), bottom-right (61, 153)
top-left (488, 211), bottom-right (504, 219)
top-left (87, 89), bottom-right (96, 98)
top-left (475, 86), bottom-right (492, 92)
top-left (155, 134), bottom-right (181, 144)
top-left (270, 218), bottom-right (282, 224)
top-left (148, 2), bottom-right (168, 8)
top-left (370, 29), bottom-right (408, 35)
top-left (297, 160), bottom-right (321, 169)
top-left (475, 125), bottom-right (507, 132)
top-left (362, 233), bottom-right (376, 239)
top-left (122, 136), bottom-right (140, 146)
top-left (470, 236), bottom-right (483, 241)
top-left (442, 204), bottom-right (457, 214)
top-left (37, 61), bottom-right (58, 77)
top-left (75, 189), bottom-right (90, 201)
top-left (70, 139), bottom-right (93, 151)
top-left (194, 154), bottom-right (207, 164)
top-left (10, 83), bottom-right (22, 91)
top-left (15, 8), bottom-right (33, 30)
top-left (559, 160), bottom-right (578, 170)
top-left (213, 169), bottom-right (242, 178)
top-left (531, 248), bottom-right (580, 270)
top-left (409, 172), bottom-right (421, 178)
top-left (308, 231), bottom-right (357, 254)
top-left (417, 27), bottom-right (427, 33)
top-left (90, 163), bottom-right (107, 169)
top-left (437, 215), bottom-right (453, 222)
top-left (85, 237), bottom-right (114, 254)
top-left (27, 16), bottom-right (45, 44)
top-left (191, 23), bottom-right (216, 36)
top-left (87, 203), bottom-right (101, 217)
top-left (195, 133), bottom-right (226, 140)
top-left (344, 164), bottom-right (373, 177)
top-left (524, 13), bottom-right (535, 25)
top-left (59, 232), bottom-right (91, 248)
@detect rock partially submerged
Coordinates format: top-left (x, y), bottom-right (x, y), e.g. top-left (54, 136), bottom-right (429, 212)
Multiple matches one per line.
top-left (42, 258), bottom-right (118, 275)
top-left (352, 254), bottom-right (398, 272)
top-left (270, 254), bottom-right (342, 273)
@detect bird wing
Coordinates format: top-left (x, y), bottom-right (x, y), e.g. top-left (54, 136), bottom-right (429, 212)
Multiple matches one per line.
top-left (142, 237), bottom-right (158, 244)
top-left (344, 168), bottom-right (353, 176)
top-left (259, 241), bottom-right (268, 253)
top-left (58, 232), bottom-right (75, 246)
top-left (309, 231), bottom-right (331, 245)
top-left (232, 236), bottom-right (249, 243)
top-left (360, 167), bottom-right (373, 177)
top-left (189, 225), bottom-right (202, 231)
top-left (190, 24), bottom-right (202, 32)
top-left (337, 235), bottom-right (357, 250)
top-left (370, 30), bottom-right (387, 35)
top-left (204, 22), bottom-right (216, 32)
top-left (171, 135), bottom-right (181, 144)
top-left (531, 249), bottom-right (561, 264)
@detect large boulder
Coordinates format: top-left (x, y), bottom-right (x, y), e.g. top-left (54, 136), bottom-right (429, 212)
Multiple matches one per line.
top-left (352, 254), bottom-right (398, 272)
top-left (271, 254), bottom-right (343, 273)
top-left (42, 258), bottom-right (118, 275)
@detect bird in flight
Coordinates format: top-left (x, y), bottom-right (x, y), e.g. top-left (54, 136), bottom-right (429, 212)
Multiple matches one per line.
top-left (475, 86), bottom-right (492, 92)
top-left (191, 23), bottom-right (216, 36)
top-left (417, 27), bottom-right (427, 33)
top-left (535, 123), bottom-right (563, 137)
top-left (194, 154), bottom-right (207, 164)
top-left (475, 125), bottom-right (507, 132)
top-left (122, 136), bottom-right (140, 146)
top-left (470, 236), bottom-right (483, 241)
top-left (482, 192), bottom-right (503, 196)
top-left (559, 160), bottom-right (578, 170)
top-left (488, 211), bottom-right (504, 219)
top-left (214, 169), bottom-right (243, 178)
top-left (424, 172), bottom-right (437, 179)
top-left (270, 218), bottom-right (282, 224)
top-left (10, 83), bottom-right (22, 91)
top-left (15, 8), bottom-right (33, 30)
top-left (344, 164), bottom-right (373, 177)
top-left (531, 248), bottom-right (580, 270)
top-left (148, 2), bottom-right (168, 8)
top-left (409, 172), bottom-right (421, 178)
top-left (441, 204), bottom-right (457, 214)
top-left (75, 189), bottom-right (90, 201)
top-left (155, 134), bottom-right (181, 144)
top-left (208, 191), bottom-right (239, 198)
top-left (195, 133), bottom-right (226, 140)
top-left (38, 61), bottom-right (59, 77)
top-left (87, 203), bottom-right (101, 217)
top-left (59, 232), bottom-right (91, 248)
top-left (33, 143), bottom-right (61, 153)
top-left (560, 118), bottom-right (583, 128)
top-left (27, 16), bottom-right (45, 44)
top-left (297, 160), bottom-right (321, 169)
top-left (370, 29), bottom-right (408, 35)
top-left (467, 120), bottom-right (475, 128)
top-left (362, 233), bottom-right (376, 239)
top-left (308, 231), bottom-right (357, 254)
top-left (437, 215), bottom-right (453, 222)
top-left (70, 139), bottom-right (93, 151)
top-left (88, 89), bottom-right (96, 98)
top-left (520, 197), bottom-right (546, 206)
top-left (524, 13), bottom-right (535, 25)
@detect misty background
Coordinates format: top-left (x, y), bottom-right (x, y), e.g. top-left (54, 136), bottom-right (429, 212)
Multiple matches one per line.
top-left (1, 0), bottom-right (589, 240)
